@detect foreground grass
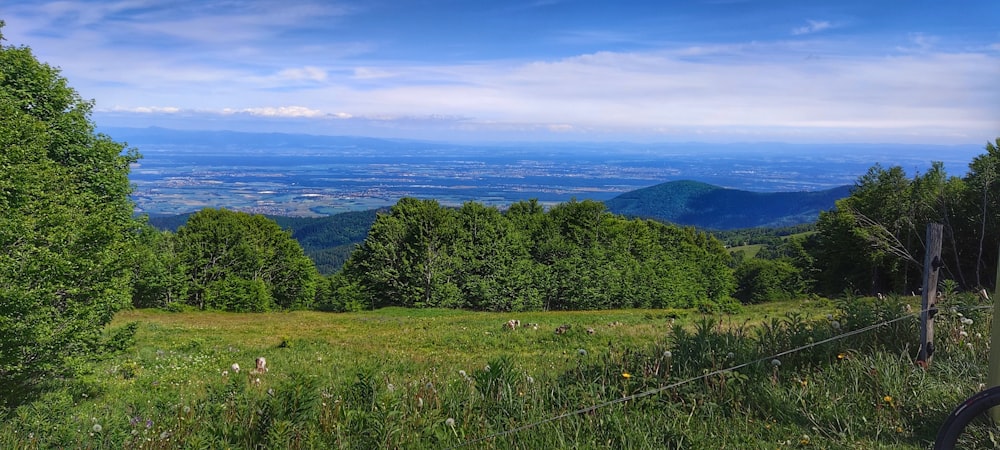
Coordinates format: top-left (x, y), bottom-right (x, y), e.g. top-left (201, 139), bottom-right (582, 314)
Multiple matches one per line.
top-left (2, 296), bottom-right (993, 449)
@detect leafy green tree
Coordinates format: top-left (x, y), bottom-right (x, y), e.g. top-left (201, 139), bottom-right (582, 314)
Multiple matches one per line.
top-left (130, 224), bottom-right (188, 308)
top-left (175, 209), bottom-right (318, 311)
top-left (733, 259), bottom-right (805, 304)
top-left (453, 202), bottom-right (541, 311)
top-left (0, 24), bottom-right (140, 408)
top-left (965, 138), bottom-right (1000, 288)
top-left (811, 141), bottom-right (999, 295)
top-left (343, 198), bottom-right (462, 308)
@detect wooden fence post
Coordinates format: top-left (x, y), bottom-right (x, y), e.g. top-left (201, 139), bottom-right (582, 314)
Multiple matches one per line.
top-left (917, 223), bottom-right (943, 366)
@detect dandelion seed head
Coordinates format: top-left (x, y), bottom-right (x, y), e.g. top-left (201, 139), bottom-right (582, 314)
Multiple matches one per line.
top-left (92, 424), bottom-right (102, 433)
top-left (831, 321), bottom-right (840, 330)
top-left (726, 352), bottom-right (734, 360)
top-left (663, 351), bottom-right (672, 358)
top-left (771, 359), bottom-right (781, 367)
top-left (526, 376), bottom-right (534, 384)
top-left (445, 418), bottom-right (455, 427)
top-left (231, 363), bottom-right (240, 373)
top-left (458, 370), bottom-right (467, 378)
top-left (578, 348), bottom-right (587, 356)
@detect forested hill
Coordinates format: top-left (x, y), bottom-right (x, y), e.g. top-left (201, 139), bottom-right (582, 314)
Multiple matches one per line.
top-left (604, 180), bottom-right (852, 230)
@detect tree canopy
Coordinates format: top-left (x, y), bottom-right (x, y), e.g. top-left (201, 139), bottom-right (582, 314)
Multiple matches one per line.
top-left (341, 198), bottom-right (737, 312)
top-left (809, 140), bottom-right (1000, 295)
top-left (171, 208), bottom-right (320, 311)
top-left (0, 24), bottom-right (140, 408)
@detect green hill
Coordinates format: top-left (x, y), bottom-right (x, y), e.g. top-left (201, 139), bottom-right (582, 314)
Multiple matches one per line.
top-left (604, 180), bottom-right (851, 230)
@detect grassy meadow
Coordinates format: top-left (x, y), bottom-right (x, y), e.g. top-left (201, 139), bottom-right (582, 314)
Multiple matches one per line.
top-left (3, 295), bottom-right (997, 449)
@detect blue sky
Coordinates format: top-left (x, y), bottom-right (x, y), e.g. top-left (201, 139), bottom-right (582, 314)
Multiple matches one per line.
top-left (1, 0), bottom-right (998, 143)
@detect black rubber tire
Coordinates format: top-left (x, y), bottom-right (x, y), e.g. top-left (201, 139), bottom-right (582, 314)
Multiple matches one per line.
top-left (935, 386), bottom-right (1000, 449)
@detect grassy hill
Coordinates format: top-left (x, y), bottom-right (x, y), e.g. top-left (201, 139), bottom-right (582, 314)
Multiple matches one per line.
top-left (604, 180), bottom-right (851, 230)
top-left (3, 295), bottom-right (992, 448)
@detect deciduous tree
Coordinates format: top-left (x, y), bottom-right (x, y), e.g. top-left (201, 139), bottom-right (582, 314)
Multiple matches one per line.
top-left (0, 23), bottom-right (140, 408)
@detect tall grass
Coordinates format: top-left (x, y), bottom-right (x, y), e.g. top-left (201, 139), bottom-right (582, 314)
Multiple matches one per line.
top-left (1, 295), bottom-right (993, 448)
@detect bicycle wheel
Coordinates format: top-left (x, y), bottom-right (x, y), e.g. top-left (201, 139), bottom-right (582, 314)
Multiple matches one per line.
top-left (935, 386), bottom-right (1000, 449)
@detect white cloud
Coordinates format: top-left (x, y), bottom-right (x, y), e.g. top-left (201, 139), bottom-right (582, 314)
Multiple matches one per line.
top-left (222, 106), bottom-right (327, 118)
top-left (792, 20), bottom-right (833, 36)
top-left (275, 67), bottom-right (328, 82)
top-left (113, 106), bottom-right (182, 114)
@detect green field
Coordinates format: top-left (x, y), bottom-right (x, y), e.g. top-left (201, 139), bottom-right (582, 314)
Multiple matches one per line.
top-left (3, 296), bottom-right (995, 449)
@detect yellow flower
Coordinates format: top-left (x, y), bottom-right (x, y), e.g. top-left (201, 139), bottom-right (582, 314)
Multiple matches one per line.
top-left (883, 395), bottom-right (893, 403)
top-left (622, 372), bottom-right (632, 379)
top-left (837, 353), bottom-right (846, 360)
top-left (896, 426), bottom-right (904, 433)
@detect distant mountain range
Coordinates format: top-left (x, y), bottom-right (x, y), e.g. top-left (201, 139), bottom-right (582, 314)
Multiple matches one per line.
top-left (603, 180), bottom-right (851, 230)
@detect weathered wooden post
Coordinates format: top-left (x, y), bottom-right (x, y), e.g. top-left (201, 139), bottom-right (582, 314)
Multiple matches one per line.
top-left (987, 245), bottom-right (1000, 422)
top-left (917, 223), bottom-right (943, 366)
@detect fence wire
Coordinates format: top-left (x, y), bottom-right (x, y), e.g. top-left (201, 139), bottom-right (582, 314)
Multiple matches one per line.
top-left (453, 303), bottom-right (993, 448)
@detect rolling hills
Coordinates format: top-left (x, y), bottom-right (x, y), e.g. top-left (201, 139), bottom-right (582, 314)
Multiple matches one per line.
top-left (603, 180), bottom-right (851, 230)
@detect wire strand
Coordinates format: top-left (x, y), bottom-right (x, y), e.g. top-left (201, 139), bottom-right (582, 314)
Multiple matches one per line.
top-left (453, 303), bottom-right (990, 448)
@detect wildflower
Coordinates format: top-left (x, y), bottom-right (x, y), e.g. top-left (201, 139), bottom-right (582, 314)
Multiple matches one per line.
top-left (771, 359), bottom-right (781, 367)
top-left (182, 405), bottom-right (190, 414)
top-left (799, 379), bottom-right (808, 387)
top-left (799, 434), bottom-right (810, 445)
top-left (960, 331), bottom-right (969, 338)
top-left (445, 418), bottom-right (455, 428)
top-left (222, 370), bottom-right (228, 377)
top-left (458, 370), bottom-right (467, 378)
top-left (160, 431), bottom-right (170, 440)
top-left (896, 426), bottom-right (904, 433)
top-left (663, 351), bottom-right (672, 358)
top-left (526, 375), bottom-right (534, 384)
top-left (231, 363), bottom-right (240, 373)
top-left (578, 348), bottom-right (587, 356)
top-left (92, 424), bottom-right (102, 433)
top-left (130, 416), bottom-right (139, 426)
top-left (726, 352), bottom-right (734, 360)
top-left (961, 317), bottom-right (974, 325)
top-left (837, 353), bottom-right (846, 360)
top-left (622, 372), bottom-right (632, 379)
top-left (883, 395), bottom-right (893, 403)
top-left (830, 321), bottom-right (840, 330)
top-left (146, 419), bottom-right (153, 429)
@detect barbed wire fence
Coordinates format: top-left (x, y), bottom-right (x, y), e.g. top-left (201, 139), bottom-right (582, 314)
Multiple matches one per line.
top-left (453, 303), bottom-right (993, 448)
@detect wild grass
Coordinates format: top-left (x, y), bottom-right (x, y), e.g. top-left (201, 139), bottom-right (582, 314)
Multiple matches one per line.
top-left (1, 294), bottom-right (993, 449)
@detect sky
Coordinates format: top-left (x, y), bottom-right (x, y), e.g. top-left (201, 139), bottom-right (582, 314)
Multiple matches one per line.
top-left (1, 0), bottom-right (998, 144)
